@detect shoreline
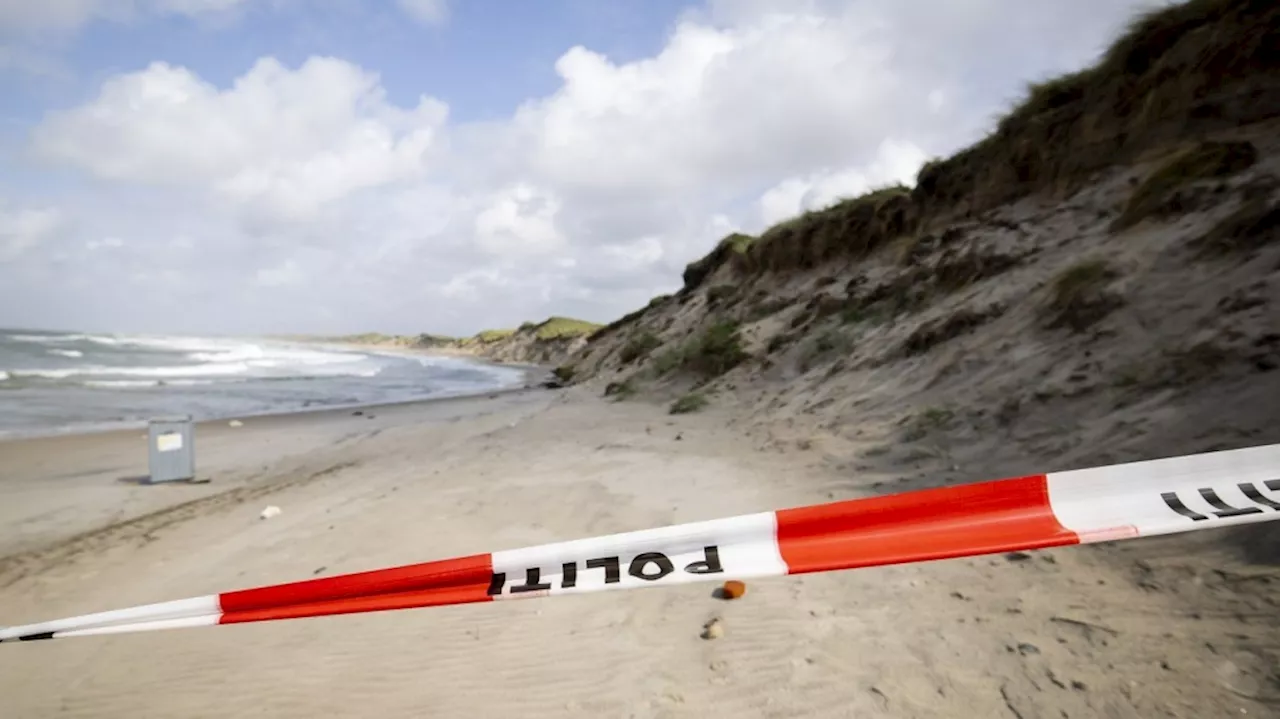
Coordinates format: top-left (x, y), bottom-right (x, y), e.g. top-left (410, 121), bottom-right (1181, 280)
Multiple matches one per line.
top-left (0, 381), bottom-right (547, 444)
top-left (0, 354), bottom-right (551, 443)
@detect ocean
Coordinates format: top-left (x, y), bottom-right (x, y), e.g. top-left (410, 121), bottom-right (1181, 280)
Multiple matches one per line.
top-left (0, 329), bottom-right (531, 438)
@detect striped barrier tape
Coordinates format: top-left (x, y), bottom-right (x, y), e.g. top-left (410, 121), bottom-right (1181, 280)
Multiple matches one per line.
top-left (2, 443), bottom-right (1278, 642)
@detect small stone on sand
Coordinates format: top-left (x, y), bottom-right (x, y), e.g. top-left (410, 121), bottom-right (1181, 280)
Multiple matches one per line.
top-left (229, 420), bottom-right (244, 428)
top-left (720, 580), bottom-right (747, 600)
top-left (701, 617), bottom-right (724, 640)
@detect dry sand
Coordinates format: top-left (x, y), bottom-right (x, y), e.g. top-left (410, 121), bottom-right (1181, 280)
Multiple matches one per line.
top-left (1, 386), bottom-right (1276, 718)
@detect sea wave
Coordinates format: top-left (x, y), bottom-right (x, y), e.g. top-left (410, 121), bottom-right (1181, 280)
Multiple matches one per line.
top-left (8, 333), bottom-right (119, 345)
top-left (83, 379), bottom-right (225, 389)
top-left (0, 331), bottom-right (534, 437)
top-left (187, 345), bottom-right (364, 366)
top-left (9, 363), bottom-right (253, 379)
top-left (7, 361), bottom-right (385, 381)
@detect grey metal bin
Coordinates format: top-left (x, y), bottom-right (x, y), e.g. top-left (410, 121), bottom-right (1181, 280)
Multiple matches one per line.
top-left (147, 415), bottom-right (195, 483)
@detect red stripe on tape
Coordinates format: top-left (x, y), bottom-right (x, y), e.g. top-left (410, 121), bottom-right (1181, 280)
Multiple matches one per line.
top-left (775, 474), bottom-right (1077, 574)
top-left (219, 581), bottom-right (495, 625)
top-left (219, 553), bottom-right (495, 613)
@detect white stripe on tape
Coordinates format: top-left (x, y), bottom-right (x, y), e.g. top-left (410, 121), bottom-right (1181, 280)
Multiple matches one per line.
top-left (1047, 444), bottom-right (1280, 543)
top-left (490, 511), bottom-right (785, 598)
top-left (55, 615), bottom-right (220, 639)
top-left (0, 595), bottom-right (220, 641)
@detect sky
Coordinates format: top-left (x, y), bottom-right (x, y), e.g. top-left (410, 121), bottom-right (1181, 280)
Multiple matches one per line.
top-left (0, 0), bottom-right (1167, 337)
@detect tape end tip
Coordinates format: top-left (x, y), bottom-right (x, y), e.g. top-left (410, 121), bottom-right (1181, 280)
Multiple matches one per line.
top-left (19, 632), bottom-right (54, 642)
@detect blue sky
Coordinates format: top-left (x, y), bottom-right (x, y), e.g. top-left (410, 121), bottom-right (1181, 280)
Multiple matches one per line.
top-left (0, 0), bottom-right (1161, 336)
top-left (20, 1), bottom-right (691, 120)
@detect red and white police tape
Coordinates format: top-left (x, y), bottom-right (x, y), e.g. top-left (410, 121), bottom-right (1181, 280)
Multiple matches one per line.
top-left (3, 443), bottom-right (1278, 642)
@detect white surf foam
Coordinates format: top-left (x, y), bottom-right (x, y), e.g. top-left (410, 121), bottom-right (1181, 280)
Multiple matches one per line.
top-left (9, 332), bottom-right (124, 346)
top-left (48, 349), bottom-right (84, 358)
top-left (10, 363), bottom-right (252, 380)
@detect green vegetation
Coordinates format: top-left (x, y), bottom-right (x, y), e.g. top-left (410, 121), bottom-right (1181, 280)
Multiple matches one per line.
top-left (681, 233), bottom-right (756, 292)
top-left (1194, 197), bottom-right (1280, 255)
top-left (743, 185), bottom-right (913, 274)
top-left (669, 392), bottom-right (709, 415)
top-left (475, 328), bottom-right (516, 343)
top-left (589, 306), bottom-right (650, 343)
top-left (685, 321), bottom-right (749, 377)
top-left (1042, 259), bottom-right (1122, 332)
top-left (722, 233), bottom-right (755, 254)
top-left (840, 302), bottom-right (888, 326)
top-left (903, 406), bottom-right (956, 441)
top-left (746, 298), bottom-right (792, 322)
top-left (901, 305), bottom-right (1003, 356)
top-left (799, 327), bottom-right (855, 370)
top-left (1114, 141), bottom-right (1258, 229)
top-left (707, 284), bottom-right (737, 304)
top-left (552, 365), bottom-right (576, 383)
top-left (766, 332), bottom-right (794, 354)
top-left (414, 333), bottom-right (458, 347)
top-left (333, 332), bottom-right (410, 345)
top-left (650, 321), bottom-right (749, 379)
top-left (603, 378), bottom-right (637, 401)
top-left (533, 316), bottom-right (603, 341)
top-left (651, 346), bottom-right (685, 376)
top-left (814, 328), bottom-right (852, 355)
top-left (1113, 342), bottom-right (1231, 391)
top-left (1162, 342), bottom-right (1230, 386)
top-left (620, 331), bottom-right (663, 364)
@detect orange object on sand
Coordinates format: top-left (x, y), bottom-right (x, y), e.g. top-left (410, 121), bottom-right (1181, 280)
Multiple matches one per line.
top-left (721, 580), bottom-right (746, 599)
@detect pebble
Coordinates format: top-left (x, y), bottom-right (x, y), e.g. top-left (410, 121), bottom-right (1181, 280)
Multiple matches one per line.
top-left (701, 617), bottom-right (724, 640)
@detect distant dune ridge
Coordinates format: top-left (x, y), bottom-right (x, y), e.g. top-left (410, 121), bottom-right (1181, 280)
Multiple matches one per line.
top-left (321, 315), bottom-right (603, 367)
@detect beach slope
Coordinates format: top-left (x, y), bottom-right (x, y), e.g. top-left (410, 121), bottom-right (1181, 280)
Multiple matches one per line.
top-left (2, 388), bottom-right (1276, 718)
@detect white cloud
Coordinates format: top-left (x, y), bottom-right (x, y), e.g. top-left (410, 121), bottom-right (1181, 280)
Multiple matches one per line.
top-left (154, 0), bottom-right (251, 13)
top-left (85, 235), bottom-right (125, 250)
top-left (474, 184), bottom-right (565, 257)
top-left (9, 0), bottom-right (1161, 335)
top-left (33, 57), bottom-right (448, 225)
top-left (0, 202), bottom-right (65, 262)
top-left (508, 11), bottom-right (903, 196)
top-left (254, 258), bottom-right (302, 287)
top-left (758, 139), bottom-right (929, 227)
top-left (396, 0), bottom-right (448, 26)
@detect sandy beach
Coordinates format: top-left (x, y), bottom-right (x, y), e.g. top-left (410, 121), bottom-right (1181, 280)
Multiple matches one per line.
top-left (1, 385), bottom-right (1276, 718)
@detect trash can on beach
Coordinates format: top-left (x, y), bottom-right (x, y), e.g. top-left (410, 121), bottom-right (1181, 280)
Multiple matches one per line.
top-left (148, 415), bottom-right (195, 483)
